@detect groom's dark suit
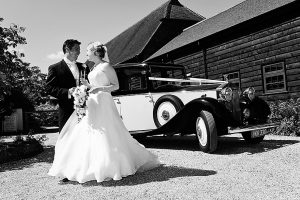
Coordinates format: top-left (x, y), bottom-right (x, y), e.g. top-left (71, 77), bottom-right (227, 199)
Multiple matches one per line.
top-left (46, 60), bottom-right (89, 132)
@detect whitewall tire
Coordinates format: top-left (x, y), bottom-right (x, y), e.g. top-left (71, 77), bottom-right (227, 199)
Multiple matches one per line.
top-left (196, 111), bottom-right (218, 153)
top-left (153, 95), bottom-right (183, 127)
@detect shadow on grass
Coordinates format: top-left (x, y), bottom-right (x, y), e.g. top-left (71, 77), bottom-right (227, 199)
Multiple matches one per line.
top-left (135, 135), bottom-right (299, 155)
top-left (215, 136), bottom-right (299, 155)
top-left (1, 134), bottom-right (298, 173)
top-left (0, 145), bottom-right (55, 172)
top-left (135, 135), bottom-right (199, 151)
top-left (63, 165), bottom-right (217, 187)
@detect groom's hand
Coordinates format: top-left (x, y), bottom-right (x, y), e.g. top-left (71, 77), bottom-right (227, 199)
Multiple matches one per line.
top-left (68, 87), bottom-right (76, 98)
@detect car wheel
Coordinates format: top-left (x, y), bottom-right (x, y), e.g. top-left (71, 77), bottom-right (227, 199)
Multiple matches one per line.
top-left (196, 111), bottom-right (218, 153)
top-left (153, 95), bottom-right (184, 127)
top-left (242, 132), bottom-right (265, 144)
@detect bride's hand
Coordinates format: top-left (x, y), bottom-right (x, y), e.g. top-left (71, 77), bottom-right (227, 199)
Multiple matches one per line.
top-left (88, 87), bottom-right (104, 94)
top-left (88, 87), bottom-right (98, 94)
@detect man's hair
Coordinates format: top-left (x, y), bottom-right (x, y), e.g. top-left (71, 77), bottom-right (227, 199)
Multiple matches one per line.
top-left (62, 39), bottom-right (81, 54)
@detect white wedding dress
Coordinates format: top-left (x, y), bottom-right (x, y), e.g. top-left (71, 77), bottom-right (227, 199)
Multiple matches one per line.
top-left (48, 64), bottom-right (160, 183)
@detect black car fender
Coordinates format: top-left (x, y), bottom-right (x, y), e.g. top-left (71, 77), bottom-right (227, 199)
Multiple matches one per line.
top-left (145, 97), bottom-right (239, 136)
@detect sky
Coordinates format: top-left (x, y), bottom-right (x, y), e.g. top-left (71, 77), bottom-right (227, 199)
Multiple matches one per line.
top-left (0, 0), bottom-right (245, 74)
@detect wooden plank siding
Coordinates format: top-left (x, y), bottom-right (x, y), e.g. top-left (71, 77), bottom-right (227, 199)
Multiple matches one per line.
top-left (174, 52), bottom-right (206, 78)
top-left (172, 16), bottom-right (300, 100)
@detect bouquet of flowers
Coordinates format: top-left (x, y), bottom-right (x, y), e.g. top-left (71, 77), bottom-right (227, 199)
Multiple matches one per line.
top-left (72, 85), bottom-right (89, 122)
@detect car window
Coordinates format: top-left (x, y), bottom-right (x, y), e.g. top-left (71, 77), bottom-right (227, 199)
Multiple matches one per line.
top-left (114, 67), bottom-right (147, 95)
top-left (150, 67), bottom-right (185, 79)
top-left (149, 66), bottom-right (186, 90)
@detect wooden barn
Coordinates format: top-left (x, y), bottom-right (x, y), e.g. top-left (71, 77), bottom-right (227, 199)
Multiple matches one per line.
top-left (105, 0), bottom-right (205, 65)
top-left (147, 0), bottom-right (300, 100)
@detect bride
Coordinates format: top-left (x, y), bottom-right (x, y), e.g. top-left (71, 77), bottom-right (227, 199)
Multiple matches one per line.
top-left (48, 41), bottom-right (160, 183)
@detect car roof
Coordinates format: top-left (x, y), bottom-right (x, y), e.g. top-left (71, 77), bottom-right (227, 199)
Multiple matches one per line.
top-left (113, 62), bottom-right (185, 69)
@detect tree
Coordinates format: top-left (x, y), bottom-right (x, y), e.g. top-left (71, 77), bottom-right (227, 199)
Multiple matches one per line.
top-left (0, 72), bottom-right (13, 119)
top-left (0, 17), bottom-right (49, 115)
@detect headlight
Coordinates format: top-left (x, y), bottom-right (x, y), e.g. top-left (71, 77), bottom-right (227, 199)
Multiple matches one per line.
top-left (220, 87), bottom-right (233, 102)
top-left (243, 108), bottom-right (250, 118)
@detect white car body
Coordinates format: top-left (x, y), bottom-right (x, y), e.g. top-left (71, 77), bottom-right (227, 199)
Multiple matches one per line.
top-left (113, 77), bottom-right (224, 132)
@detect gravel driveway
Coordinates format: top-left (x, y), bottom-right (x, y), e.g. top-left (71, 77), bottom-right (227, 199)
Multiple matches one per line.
top-left (0, 133), bottom-right (299, 200)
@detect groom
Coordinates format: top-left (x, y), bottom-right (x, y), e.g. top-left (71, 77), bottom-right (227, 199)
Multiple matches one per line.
top-left (46, 39), bottom-right (89, 132)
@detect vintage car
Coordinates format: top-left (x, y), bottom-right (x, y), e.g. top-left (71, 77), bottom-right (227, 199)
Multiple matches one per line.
top-left (111, 62), bottom-right (278, 153)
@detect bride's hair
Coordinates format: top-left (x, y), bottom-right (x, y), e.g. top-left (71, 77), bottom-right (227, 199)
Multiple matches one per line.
top-left (89, 41), bottom-right (106, 59)
top-left (94, 44), bottom-right (106, 59)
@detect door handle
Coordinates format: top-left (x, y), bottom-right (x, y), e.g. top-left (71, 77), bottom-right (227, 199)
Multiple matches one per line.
top-left (113, 98), bottom-right (121, 104)
top-left (145, 94), bottom-right (154, 104)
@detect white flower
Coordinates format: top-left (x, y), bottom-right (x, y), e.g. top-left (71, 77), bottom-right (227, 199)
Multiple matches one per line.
top-left (74, 100), bottom-right (80, 106)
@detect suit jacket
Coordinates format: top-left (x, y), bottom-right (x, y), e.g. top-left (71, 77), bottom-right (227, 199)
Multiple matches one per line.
top-left (46, 60), bottom-right (90, 130)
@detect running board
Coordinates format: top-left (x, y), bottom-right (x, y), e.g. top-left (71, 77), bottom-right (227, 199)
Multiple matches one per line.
top-left (228, 123), bottom-right (280, 134)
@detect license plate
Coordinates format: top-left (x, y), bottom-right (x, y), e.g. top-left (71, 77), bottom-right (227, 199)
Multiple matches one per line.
top-left (251, 129), bottom-right (269, 138)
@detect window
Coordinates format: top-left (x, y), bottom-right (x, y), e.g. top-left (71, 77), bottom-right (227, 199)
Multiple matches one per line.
top-left (150, 66), bottom-right (186, 89)
top-left (129, 76), bottom-right (145, 90)
top-left (115, 67), bottom-right (147, 93)
top-left (150, 67), bottom-right (185, 79)
top-left (263, 62), bottom-right (286, 93)
top-left (223, 71), bottom-right (240, 89)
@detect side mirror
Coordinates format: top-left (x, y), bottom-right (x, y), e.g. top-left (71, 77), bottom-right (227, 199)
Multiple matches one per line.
top-left (186, 73), bottom-right (191, 78)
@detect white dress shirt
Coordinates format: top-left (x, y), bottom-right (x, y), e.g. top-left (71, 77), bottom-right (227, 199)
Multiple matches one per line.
top-left (64, 57), bottom-right (79, 86)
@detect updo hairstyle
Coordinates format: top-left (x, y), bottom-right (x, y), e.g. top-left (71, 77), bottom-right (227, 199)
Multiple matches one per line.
top-left (89, 42), bottom-right (106, 59)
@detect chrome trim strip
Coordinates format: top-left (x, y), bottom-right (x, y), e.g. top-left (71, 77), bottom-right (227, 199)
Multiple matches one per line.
top-left (149, 77), bottom-right (227, 84)
top-left (113, 92), bottom-right (152, 98)
top-left (113, 89), bottom-right (217, 98)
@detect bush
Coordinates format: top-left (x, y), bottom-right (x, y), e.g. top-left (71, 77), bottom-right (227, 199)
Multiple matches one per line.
top-left (268, 98), bottom-right (300, 136)
top-left (34, 102), bottom-right (59, 127)
top-left (24, 102), bottom-right (58, 132)
top-left (0, 130), bottom-right (47, 164)
top-left (30, 111), bottom-right (58, 127)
